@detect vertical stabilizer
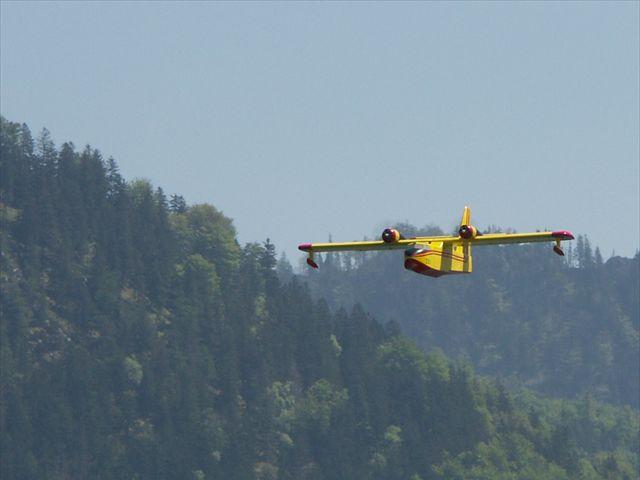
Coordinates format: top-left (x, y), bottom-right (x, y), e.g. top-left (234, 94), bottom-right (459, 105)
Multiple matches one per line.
top-left (459, 206), bottom-right (473, 272)
top-left (460, 206), bottom-right (471, 226)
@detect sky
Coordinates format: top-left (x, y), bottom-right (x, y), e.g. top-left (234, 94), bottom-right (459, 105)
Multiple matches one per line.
top-left (2, 1), bottom-right (639, 264)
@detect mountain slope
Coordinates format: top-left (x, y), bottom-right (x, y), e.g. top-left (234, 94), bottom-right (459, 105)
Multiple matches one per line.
top-left (1, 117), bottom-right (637, 479)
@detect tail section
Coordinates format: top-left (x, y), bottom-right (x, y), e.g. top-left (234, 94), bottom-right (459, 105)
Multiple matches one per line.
top-left (458, 206), bottom-right (473, 272)
top-left (460, 206), bottom-right (471, 227)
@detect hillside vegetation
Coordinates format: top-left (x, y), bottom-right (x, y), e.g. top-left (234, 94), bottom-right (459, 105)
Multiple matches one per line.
top-left (302, 222), bottom-right (639, 408)
top-left (1, 117), bottom-right (638, 479)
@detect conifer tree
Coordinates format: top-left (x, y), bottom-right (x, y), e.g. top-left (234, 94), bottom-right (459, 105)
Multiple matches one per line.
top-left (594, 246), bottom-right (603, 266)
top-left (169, 194), bottom-right (187, 213)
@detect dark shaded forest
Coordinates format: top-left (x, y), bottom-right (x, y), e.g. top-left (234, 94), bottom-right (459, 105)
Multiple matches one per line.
top-left (1, 117), bottom-right (638, 479)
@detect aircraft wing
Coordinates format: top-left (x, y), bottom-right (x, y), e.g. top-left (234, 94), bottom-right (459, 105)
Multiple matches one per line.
top-left (299, 204), bottom-right (574, 269)
top-left (298, 238), bottom-right (421, 253)
top-left (469, 230), bottom-right (574, 246)
top-left (299, 230), bottom-right (574, 268)
top-left (299, 231), bottom-right (574, 252)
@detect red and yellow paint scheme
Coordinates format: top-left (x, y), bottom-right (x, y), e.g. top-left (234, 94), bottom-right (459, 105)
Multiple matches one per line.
top-left (298, 206), bottom-right (574, 278)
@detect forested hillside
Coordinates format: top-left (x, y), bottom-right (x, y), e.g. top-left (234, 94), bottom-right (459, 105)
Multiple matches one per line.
top-left (1, 117), bottom-right (638, 479)
top-left (302, 223), bottom-right (639, 408)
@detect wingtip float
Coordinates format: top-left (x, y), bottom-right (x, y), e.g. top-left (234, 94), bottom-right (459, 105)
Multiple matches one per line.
top-left (551, 231), bottom-right (575, 256)
top-left (299, 207), bottom-right (574, 278)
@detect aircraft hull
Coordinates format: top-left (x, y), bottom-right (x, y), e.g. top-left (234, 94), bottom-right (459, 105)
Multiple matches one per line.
top-left (403, 243), bottom-right (472, 277)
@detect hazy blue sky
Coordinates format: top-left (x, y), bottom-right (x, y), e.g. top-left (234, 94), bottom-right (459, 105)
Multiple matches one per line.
top-left (2, 1), bottom-right (638, 263)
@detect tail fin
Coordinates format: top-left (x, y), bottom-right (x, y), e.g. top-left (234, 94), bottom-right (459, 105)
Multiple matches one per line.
top-left (459, 206), bottom-right (473, 270)
top-left (460, 206), bottom-right (471, 226)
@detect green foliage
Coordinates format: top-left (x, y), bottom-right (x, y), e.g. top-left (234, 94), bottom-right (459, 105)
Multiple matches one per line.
top-left (298, 379), bottom-right (349, 431)
top-left (268, 381), bottom-right (297, 432)
top-left (434, 435), bottom-right (571, 480)
top-left (0, 118), bottom-right (637, 479)
top-left (123, 356), bottom-right (143, 385)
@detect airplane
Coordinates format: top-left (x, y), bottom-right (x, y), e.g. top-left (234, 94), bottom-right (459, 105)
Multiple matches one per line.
top-left (298, 206), bottom-right (574, 277)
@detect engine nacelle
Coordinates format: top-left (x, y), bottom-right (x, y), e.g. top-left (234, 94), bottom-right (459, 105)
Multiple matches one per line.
top-left (382, 228), bottom-right (402, 243)
top-left (458, 224), bottom-right (478, 240)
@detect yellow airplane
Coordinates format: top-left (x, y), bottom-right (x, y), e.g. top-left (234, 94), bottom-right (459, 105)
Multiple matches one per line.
top-left (298, 206), bottom-right (574, 277)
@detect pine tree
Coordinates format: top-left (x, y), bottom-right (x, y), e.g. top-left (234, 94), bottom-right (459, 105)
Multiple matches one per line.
top-left (583, 236), bottom-right (594, 269)
top-left (169, 194), bottom-right (187, 214)
top-left (276, 253), bottom-right (294, 284)
top-left (576, 235), bottom-right (585, 268)
top-left (594, 247), bottom-right (603, 266)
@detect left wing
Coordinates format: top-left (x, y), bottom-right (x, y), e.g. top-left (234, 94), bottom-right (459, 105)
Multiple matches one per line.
top-left (470, 230), bottom-right (574, 246)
